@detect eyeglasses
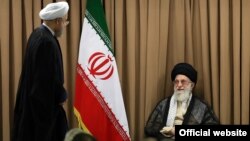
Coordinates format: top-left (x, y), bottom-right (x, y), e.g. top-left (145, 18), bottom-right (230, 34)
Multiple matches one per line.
top-left (173, 80), bottom-right (192, 86)
top-left (57, 18), bottom-right (69, 26)
top-left (63, 20), bottom-right (69, 26)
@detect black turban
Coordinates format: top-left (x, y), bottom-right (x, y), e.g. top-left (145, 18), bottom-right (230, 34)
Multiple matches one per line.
top-left (171, 63), bottom-right (197, 84)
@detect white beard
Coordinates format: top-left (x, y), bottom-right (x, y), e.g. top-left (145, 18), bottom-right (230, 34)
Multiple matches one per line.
top-left (174, 87), bottom-right (192, 102)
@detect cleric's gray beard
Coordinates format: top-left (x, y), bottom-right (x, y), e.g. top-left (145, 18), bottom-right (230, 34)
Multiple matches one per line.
top-left (174, 88), bottom-right (191, 102)
top-left (55, 29), bottom-right (63, 37)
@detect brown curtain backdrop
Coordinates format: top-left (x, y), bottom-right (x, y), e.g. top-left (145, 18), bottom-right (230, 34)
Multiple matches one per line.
top-left (0, 0), bottom-right (249, 141)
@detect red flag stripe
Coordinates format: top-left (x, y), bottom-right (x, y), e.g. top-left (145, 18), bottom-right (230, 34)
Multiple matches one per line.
top-left (74, 64), bottom-right (130, 141)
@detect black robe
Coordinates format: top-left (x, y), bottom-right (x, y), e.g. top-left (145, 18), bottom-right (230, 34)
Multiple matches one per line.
top-left (144, 95), bottom-right (219, 140)
top-left (12, 25), bottom-right (68, 141)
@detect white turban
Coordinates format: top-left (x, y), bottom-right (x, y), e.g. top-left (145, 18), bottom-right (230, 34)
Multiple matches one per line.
top-left (39, 1), bottom-right (69, 20)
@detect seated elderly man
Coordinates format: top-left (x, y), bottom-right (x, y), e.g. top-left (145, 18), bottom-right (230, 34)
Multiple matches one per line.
top-left (144, 63), bottom-right (219, 141)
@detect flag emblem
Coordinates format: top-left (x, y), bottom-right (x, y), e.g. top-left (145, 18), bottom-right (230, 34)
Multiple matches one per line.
top-left (88, 52), bottom-right (114, 80)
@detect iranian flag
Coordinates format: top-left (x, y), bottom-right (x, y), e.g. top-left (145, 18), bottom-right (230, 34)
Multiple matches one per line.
top-left (74, 0), bottom-right (131, 141)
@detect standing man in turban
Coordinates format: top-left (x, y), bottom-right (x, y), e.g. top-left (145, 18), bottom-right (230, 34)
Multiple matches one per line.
top-left (12, 1), bottom-right (69, 141)
top-left (144, 63), bottom-right (219, 141)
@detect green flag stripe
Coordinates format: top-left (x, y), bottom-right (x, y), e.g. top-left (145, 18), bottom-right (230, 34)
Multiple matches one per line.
top-left (85, 0), bottom-right (113, 54)
top-left (85, 10), bottom-right (112, 51)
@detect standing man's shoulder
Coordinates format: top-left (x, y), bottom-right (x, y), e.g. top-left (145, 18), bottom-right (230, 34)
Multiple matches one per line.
top-left (31, 26), bottom-right (52, 39)
top-left (28, 26), bottom-right (55, 46)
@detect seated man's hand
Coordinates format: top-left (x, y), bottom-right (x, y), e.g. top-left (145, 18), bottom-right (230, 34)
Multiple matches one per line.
top-left (160, 126), bottom-right (175, 137)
